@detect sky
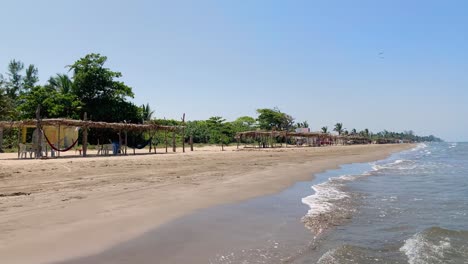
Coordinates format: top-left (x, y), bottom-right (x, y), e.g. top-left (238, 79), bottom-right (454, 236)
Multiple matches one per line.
top-left (1, 0), bottom-right (467, 141)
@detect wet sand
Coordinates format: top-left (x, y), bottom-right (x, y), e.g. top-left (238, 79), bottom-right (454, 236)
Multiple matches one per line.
top-left (0, 144), bottom-right (413, 264)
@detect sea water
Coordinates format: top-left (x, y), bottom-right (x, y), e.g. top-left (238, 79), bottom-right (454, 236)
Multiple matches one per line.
top-left (298, 142), bottom-right (468, 263)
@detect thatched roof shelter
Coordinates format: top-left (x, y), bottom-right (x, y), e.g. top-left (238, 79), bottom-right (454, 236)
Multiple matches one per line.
top-left (0, 119), bottom-right (182, 132)
top-left (0, 118), bottom-right (185, 158)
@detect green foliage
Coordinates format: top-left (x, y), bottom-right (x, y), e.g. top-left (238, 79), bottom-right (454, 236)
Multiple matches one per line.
top-left (185, 120), bottom-right (210, 143)
top-left (231, 116), bottom-right (257, 133)
top-left (48, 74), bottom-right (73, 94)
top-left (141, 103), bottom-right (155, 121)
top-left (296, 121), bottom-right (309, 128)
top-left (256, 108), bottom-right (294, 131)
top-left (207, 116), bottom-right (233, 145)
top-left (321, 126), bottom-right (328, 133)
top-left (5, 59), bottom-right (24, 99)
top-left (69, 54), bottom-right (133, 102)
top-left (17, 86), bottom-right (82, 119)
top-left (23, 64), bottom-right (39, 91)
top-left (0, 89), bottom-right (15, 120)
top-left (334, 122), bottom-right (344, 135)
top-left (68, 53), bottom-right (137, 122)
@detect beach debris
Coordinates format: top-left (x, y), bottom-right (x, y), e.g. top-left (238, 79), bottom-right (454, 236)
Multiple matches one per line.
top-left (0, 192), bottom-right (31, 197)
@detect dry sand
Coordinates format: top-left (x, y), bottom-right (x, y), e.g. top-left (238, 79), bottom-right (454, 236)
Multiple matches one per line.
top-left (0, 144), bottom-right (414, 264)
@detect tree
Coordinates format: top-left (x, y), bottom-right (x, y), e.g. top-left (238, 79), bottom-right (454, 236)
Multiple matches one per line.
top-left (141, 103), bottom-right (155, 121)
top-left (231, 116), bottom-right (257, 133)
top-left (23, 64), bottom-right (39, 91)
top-left (257, 108), bottom-right (294, 131)
top-left (17, 86), bottom-right (82, 119)
top-left (0, 89), bottom-right (15, 120)
top-left (321, 126), bottom-right (328, 133)
top-left (207, 116), bottom-right (233, 149)
top-left (351, 128), bottom-right (357, 135)
top-left (185, 120), bottom-right (210, 143)
top-left (48, 74), bottom-right (73, 94)
top-left (4, 59), bottom-right (24, 99)
top-left (296, 121), bottom-right (309, 128)
top-left (334, 123), bottom-right (344, 135)
top-left (68, 53), bottom-right (139, 123)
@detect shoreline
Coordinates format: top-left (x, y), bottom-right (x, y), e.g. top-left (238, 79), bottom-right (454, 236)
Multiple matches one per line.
top-left (0, 144), bottom-right (414, 264)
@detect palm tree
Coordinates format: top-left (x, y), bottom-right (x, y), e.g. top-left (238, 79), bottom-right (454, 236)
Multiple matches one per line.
top-left (351, 128), bottom-right (357, 135)
top-left (321, 126), bottom-right (328, 133)
top-left (141, 103), bottom-right (155, 122)
top-left (364, 128), bottom-right (370, 138)
top-left (48, 74), bottom-right (73, 94)
top-left (334, 123), bottom-right (344, 135)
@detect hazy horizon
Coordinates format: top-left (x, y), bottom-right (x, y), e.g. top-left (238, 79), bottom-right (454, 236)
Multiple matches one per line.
top-left (1, 0), bottom-right (467, 141)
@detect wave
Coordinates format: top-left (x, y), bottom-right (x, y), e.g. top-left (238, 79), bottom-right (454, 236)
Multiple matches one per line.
top-left (371, 159), bottom-right (415, 172)
top-left (301, 157), bottom-right (417, 235)
top-left (301, 174), bottom-right (363, 236)
top-left (411, 143), bottom-right (428, 152)
top-left (400, 227), bottom-right (468, 264)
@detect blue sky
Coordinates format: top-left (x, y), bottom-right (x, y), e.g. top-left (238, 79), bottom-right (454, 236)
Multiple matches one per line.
top-left (1, 0), bottom-right (467, 141)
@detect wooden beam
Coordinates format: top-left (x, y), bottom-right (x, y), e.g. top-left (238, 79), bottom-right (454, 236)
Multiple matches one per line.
top-left (165, 130), bottom-right (168, 153)
top-left (172, 131), bottom-right (176, 152)
top-left (35, 105), bottom-right (42, 159)
top-left (82, 112), bottom-right (88, 157)
top-left (57, 124), bottom-right (61, 158)
top-left (0, 127), bottom-right (3, 153)
top-left (190, 134), bottom-right (193, 151)
top-left (181, 113), bottom-right (185, 153)
top-left (118, 130), bottom-right (122, 155)
top-left (17, 128), bottom-right (20, 159)
top-left (124, 131), bottom-right (128, 155)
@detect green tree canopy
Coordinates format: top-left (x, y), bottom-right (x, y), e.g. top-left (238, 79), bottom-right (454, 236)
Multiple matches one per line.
top-left (17, 86), bottom-right (82, 119)
top-left (231, 116), bottom-right (257, 133)
top-left (256, 108), bottom-right (294, 131)
top-left (334, 123), bottom-right (344, 135)
top-left (68, 53), bottom-right (140, 123)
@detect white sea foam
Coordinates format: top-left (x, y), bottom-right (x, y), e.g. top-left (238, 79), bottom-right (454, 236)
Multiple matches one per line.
top-left (411, 143), bottom-right (428, 152)
top-left (301, 174), bottom-right (363, 219)
top-left (400, 232), bottom-right (451, 264)
top-left (371, 159), bottom-right (411, 171)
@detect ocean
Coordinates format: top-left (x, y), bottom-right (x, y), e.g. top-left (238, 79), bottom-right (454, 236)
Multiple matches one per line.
top-left (58, 143), bottom-right (468, 264)
top-left (299, 142), bottom-right (468, 263)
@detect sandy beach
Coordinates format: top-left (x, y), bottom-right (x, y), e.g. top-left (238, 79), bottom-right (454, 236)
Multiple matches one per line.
top-left (0, 144), bottom-right (413, 264)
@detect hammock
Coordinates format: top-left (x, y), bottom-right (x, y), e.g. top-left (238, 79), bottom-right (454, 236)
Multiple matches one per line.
top-left (128, 138), bottom-right (152, 149)
top-left (44, 133), bottom-right (79, 152)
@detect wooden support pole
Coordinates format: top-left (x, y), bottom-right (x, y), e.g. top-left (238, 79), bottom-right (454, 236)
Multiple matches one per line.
top-left (118, 130), bottom-right (122, 155)
top-left (270, 132), bottom-right (273, 148)
top-left (17, 127), bottom-right (20, 159)
top-left (82, 112), bottom-right (88, 157)
top-left (181, 113), bottom-right (185, 153)
top-left (172, 131), bottom-right (176, 152)
top-left (133, 135), bottom-right (136, 155)
top-left (0, 127), bottom-right (3, 153)
top-left (57, 124), bottom-right (61, 158)
top-left (165, 130), bottom-right (168, 153)
top-left (285, 132), bottom-right (288, 148)
top-left (124, 131), bottom-right (128, 155)
top-left (153, 130), bottom-right (157, 154)
top-left (190, 134), bottom-right (193, 151)
top-left (237, 136), bottom-right (240, 149)
top-left (35, 105), bottom-right (42, 159)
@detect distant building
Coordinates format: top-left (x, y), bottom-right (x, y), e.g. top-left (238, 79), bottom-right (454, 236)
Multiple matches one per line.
top-left (295, 128), bottom-right (310, 133)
